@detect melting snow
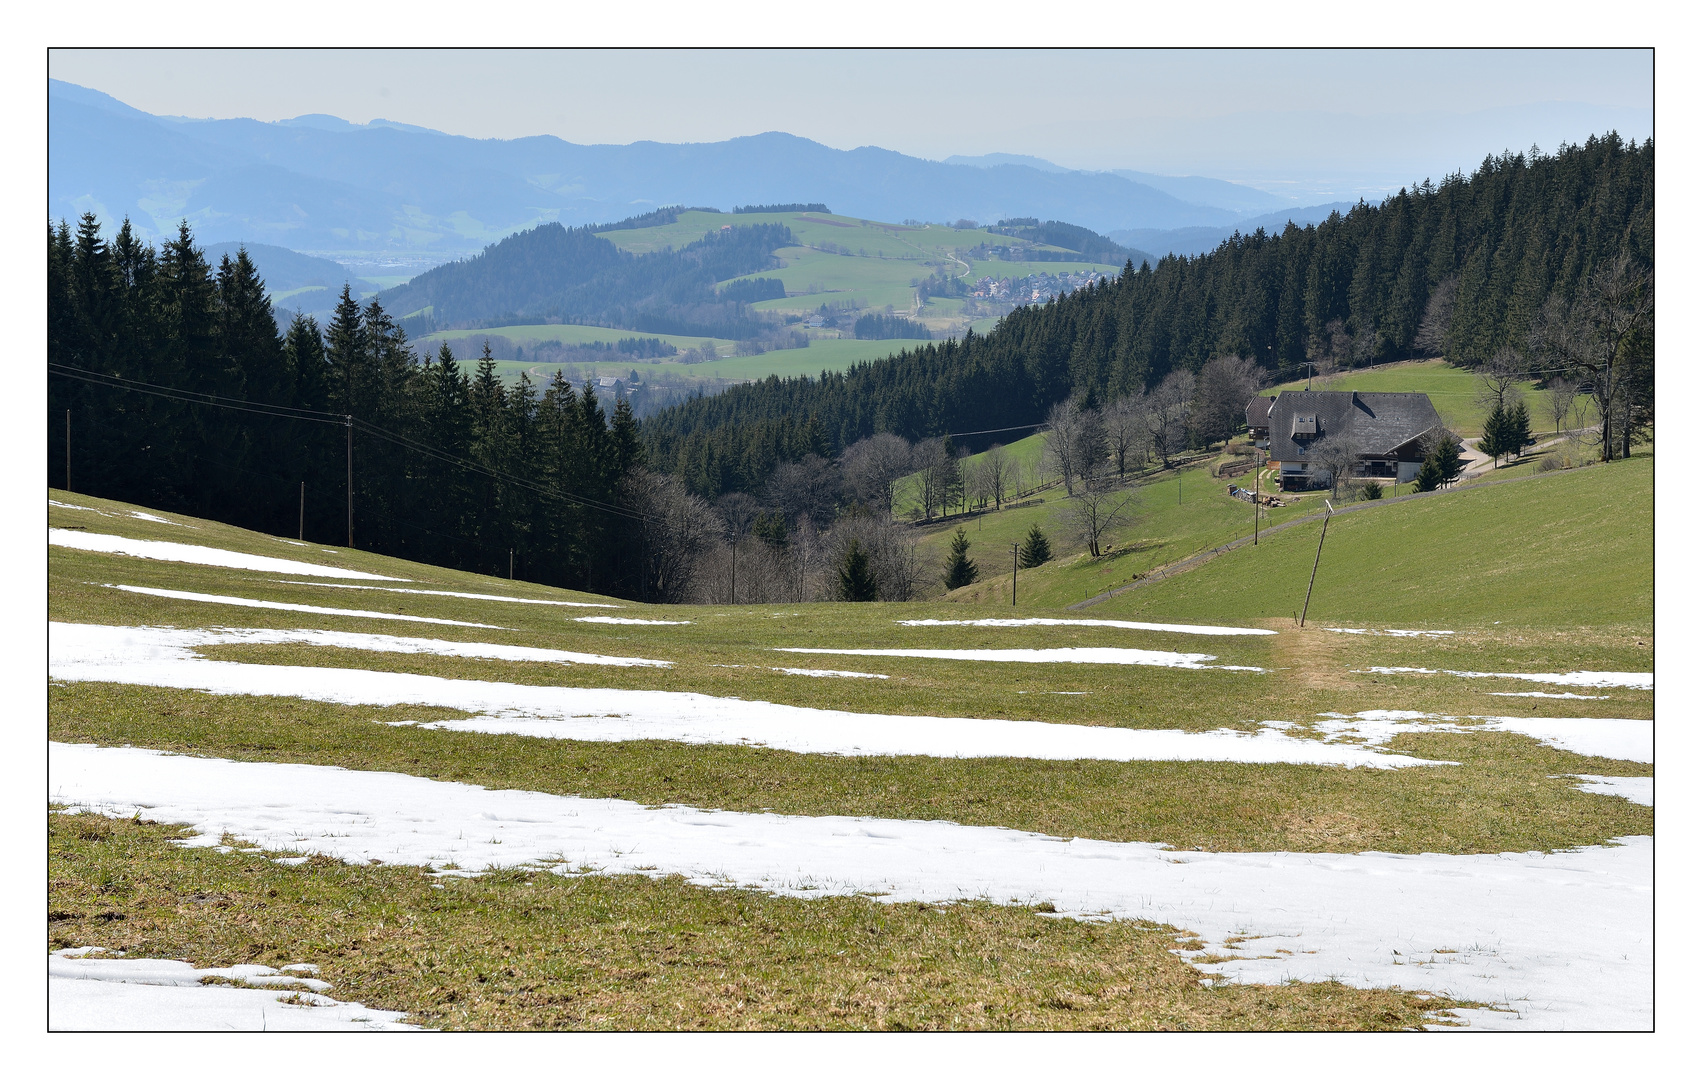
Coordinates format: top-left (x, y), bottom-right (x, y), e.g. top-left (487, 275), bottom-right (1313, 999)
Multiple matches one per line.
top-left (1313, 710), bottom-right (1652, 763)
top-left (48, 744), bottom-right (1651, 1030)
top-left (279, 581), bottom-right (622, 608)
top-left (777, 646), bottom-right (1259, 671)
top-left (896, 618), bottom-right (1275, 636)
top-left (1490, 692), bottom-right (1609, 700)
top-left (773, 668), bottom-right (889, 679)
top-left (575, 616), bottom-right (692, 626)
top-left (52, 529), bottom-right (405, 581)
top-left (1360, 667), bottom-right (1652, 690)
top-left (1565, 775), bottom-right (1653, 807)
top-left (101, 584), bottom-right (506, 630)
top-left (49, 948), bottom-right (416, 1031)
top-left (50, 623), bottom-right (1421, 766)
top-left (1324, 628), bottom-right (1455, 637)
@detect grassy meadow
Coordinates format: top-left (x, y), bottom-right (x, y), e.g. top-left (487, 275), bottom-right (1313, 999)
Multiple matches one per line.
top-left (47, 470), bottom-right (1652, 1028)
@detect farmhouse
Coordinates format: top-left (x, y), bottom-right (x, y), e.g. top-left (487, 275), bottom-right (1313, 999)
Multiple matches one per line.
top-left (1246, 395), bottom-right (1276, 440)
top-left (1262, 390), bottom-right (1443, 490)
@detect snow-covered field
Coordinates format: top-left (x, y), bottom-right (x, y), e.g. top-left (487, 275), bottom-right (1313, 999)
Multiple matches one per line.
top-left (575, 615), bottom-right (692, 626)
top-left (49, 743), bottom-right (1653, 1030)
top-left (49, 948), bottom-right (415, 1031)
top-left (776, 646), bottom-right (1262, 671)
top-left (48, 623), bottom-right (1430, 767)
top-left (896, 618), bottom-right (1275, 636)
top-left (51, 529), bottom-right (403, 580)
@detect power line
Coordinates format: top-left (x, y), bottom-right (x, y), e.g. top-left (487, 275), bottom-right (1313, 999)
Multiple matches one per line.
top-left (49, 363), bottom-right (651, 525)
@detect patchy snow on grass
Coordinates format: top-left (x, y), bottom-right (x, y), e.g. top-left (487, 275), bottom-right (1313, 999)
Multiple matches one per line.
top-left (62, 623), bottom-right (670, 670)
top-left (896, 618), bottom-right (1275, 636)
top-left (1490, 692), bottom-right (1609, 700)
top-left (773, 667), bottom-right (889, 680)
top-left (777, 646), bottom-right (1260, 672)
top-left (101, 584), bottom-right (506, 630)
top-left (52, 529), bottom-right (405, 580)
top-left (49, 743), bottom-right (1651, 1030)
top-left (1324, 628), bottom-right (1455, 638)
top-left (574, 616), bottom-right (692, 626)
top-left (50, 623), bottom-right (1418, 766)
top-left (49, 948), bottom-right (416, 1031)
top-left (1314, 710), bottom-right (1652, 764)
top-left (1565, 775), bottom-right (1653, 808)
top-left (279, 581), bottom-right (622, 608)
top-left (1360, 667), bottom-right (1652, 690)
top-left (51, 500), bottom-right (194, 527)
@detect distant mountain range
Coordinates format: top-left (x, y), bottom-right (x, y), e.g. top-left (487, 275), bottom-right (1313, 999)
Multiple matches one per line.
top-left (52, 80), bottom-right (1335, 265)
top-left (1110, 203), bottom-right (1357, 259)
top-left (198, 241), bottom-right (381, 320)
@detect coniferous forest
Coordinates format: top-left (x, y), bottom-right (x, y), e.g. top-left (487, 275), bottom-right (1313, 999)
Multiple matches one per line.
top-left (645, 135), bottom-right (1652, 498)
top-left (48, 134), bottom-right (1652, 598)
top-left (49, 218), bottom-right (650, 596)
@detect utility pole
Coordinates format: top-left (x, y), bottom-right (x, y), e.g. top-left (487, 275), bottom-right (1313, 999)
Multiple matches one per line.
top-left (509, 549), bottom-right (514, 579)
top-left (1253, 450), bottom-right (1260, 545)
top-left (299, 482), bottom-right (305, 541)
top-left (1012, 543), bottom-right (1019, 606)
top-left (65, 410), bottom-right (71, 492)
top-left (345, 415), bottom-right (354, 549)
top-left (730, 541), bottom-right (736, 604)
top-left (1299, 500), bottom-right (1333, 627)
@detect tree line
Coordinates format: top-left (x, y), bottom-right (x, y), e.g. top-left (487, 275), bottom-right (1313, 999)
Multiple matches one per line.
top-left (644, 134), bottom-right (1653, 498)
top-left (48, 214), bottom-right (682, 599)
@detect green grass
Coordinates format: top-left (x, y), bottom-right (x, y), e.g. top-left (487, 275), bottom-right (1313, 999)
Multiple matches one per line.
top-left (49, 812), bottom-right (1465, 1030)
top-left (1098, 454), bottom-right (1653, 629)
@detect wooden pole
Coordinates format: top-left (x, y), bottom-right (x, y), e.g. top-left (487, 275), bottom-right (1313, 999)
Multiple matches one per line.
top-left (298, 482), bottom-right (305, 541)
top-left (1012, 543), bottom-right (1019, 606)
top-left (509, 549), bottom-right (514, 580)
top-left (65, 410), bottom-right (71, 492)
top-left (345, 416), bottom-right (354, 549)
top-left (1299, 501), bottom-right (1333, 627)
top-left (1253, 450), bottom-right (1261, 545)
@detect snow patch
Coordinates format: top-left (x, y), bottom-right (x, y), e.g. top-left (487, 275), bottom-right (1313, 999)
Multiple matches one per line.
top-left (574, 616), bottom-right (692, 626)
top-left (279, 581), bottom-right (621, 608)
top-left (773, 668), bottom-right (889, 680)
top-left (1490, 692), bottom-right (1609, 700)
top-left (1360, 667), bottom-right (1652, 690)
top-left (897, 618), bottom-right (1275, 636)
top-left (1313, 710), bottom-right (1652, 764)
top-left (778, 646), bottom-right (1259, 671)
top-left (52, 530), bottom-right (405, 580)
top-left (102, 584), bottom-right (506, 630)
top-left (1325, 628), bottom-right (1454, 637)
top-left (1565, 775), bottom-right (1653, 807)
top-left (50, 623), bottom-right (1418, 766)
top-left (49, 949), bottom-right (416, 1031)
top-left (48, 744), bottom-right (1651, 1031)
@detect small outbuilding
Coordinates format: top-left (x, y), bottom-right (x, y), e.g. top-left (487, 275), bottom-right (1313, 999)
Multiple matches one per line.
top-left (1264, 390), bottom-right (1443, 490)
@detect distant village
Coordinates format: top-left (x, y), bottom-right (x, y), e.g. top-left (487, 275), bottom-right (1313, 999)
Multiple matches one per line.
top-left (970, 268), bottom-right (1113, 304)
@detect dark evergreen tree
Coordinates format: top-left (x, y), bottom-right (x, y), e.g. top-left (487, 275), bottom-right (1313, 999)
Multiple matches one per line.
top-left (1509, 399), bottom-right (1532, 458)
top-left (838, 538), bottom-right (878, 601)
top-left (1018, 524), bottom-right (1052, 568)
top-left (1480, 401), bottom-right (1511, 465)
top-left (943, 527), bottom-right (979, 589)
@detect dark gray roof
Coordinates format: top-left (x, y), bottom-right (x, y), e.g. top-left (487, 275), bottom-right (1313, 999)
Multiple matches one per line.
top-left (1266, 391), bottom-right (1442, 461)
top-left (1245, 395), bottom-right (1275, 431)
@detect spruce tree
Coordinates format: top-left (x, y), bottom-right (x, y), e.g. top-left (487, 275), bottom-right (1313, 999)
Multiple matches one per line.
top-left (943, 527), bottom-right (979, 589)
top-left (1480, 402), bottom-right (1509, 465)
top-left (1509, 399), bottom-right (1531, 460)
top-left (1018, 524), bottom-right (1052, 567)
top-left (1414, 451), bottom-right (1445, 492)
top-left (1435, 433), bottom-right (1466, 485)
top-left (838, 538), bottom-right (878, 601)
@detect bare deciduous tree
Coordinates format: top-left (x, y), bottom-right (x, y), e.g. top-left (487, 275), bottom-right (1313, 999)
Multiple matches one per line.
top-left (1532, 255), bottom-right (1654, 461)
top-left (765, 454), bottom-right (842, 529)
top-left (982, 443), bottom-right (1011, 508)
top-left (840, 432), bottom-right (914, 513)
top-left (622, 469), bottom-right (720, 603)
top-left (1413, 276), bottom-right (1458, 358)
top-left (1475, 347), bottom-right (1527, 413)
top-left (1056, 482), bottom-right (1138, 559)
top-left (1143, 370), bottom-right (1196, 466)
top-left (1192, 355), bottom-right (1264, 448)
top-left (1303, 434), bottom-right (1365, 499)
top-left (1043, 399), bottom-right (1084, 495)
top-left (1545, 378), bottom-right (1577, 437)
top-left (1103, 396), bottom-right (1150, 478)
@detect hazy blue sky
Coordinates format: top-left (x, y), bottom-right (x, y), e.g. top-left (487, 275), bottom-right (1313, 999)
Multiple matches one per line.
top-left (49, 49), bottom-right (1652, 201)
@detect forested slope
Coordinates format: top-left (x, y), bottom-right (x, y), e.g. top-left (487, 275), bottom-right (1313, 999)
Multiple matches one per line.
top-left (644, 136), bottom-right (1652, 498)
